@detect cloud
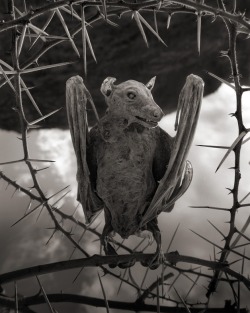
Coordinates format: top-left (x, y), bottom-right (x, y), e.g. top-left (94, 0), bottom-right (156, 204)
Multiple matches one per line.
top-left (157, 84), bottom-right (250, 305)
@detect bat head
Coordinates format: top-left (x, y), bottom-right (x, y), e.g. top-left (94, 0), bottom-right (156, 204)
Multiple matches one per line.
top-left (100, 77), bottom-right (164, 128)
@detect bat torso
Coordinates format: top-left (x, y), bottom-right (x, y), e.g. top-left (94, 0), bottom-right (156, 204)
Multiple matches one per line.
top-left (88, 115), bottom-right (172, 238)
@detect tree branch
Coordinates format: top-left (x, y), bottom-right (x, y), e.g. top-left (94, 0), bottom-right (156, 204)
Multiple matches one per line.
top-left (0, 252), bottom-right (249, 291)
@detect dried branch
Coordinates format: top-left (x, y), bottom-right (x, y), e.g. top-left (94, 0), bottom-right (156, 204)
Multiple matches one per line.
top-left (0, 293), bottom-right (247, 313)
top-left (206, 17), bottom-right (247, 298)
top-left (0, 252), bottom-right (249, 290)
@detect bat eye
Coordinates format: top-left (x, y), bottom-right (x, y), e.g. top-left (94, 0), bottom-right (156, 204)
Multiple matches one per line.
top-left (127, 92), bottom-right (136, 100)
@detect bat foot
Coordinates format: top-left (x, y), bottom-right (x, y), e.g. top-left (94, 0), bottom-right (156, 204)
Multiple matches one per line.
top-left (103, 240), bottom-right (117, 268)
top-left (141, 250), bottom-right (164, 270)
top-left (140, 218), bottom-right (164, 269)
top-left (103, 237), bottom-right (136, 268)
top-left (118, 258), bottom-right (136, 269)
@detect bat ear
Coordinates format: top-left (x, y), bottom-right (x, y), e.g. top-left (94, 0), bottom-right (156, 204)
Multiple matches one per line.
top-left (101, 77), bottom-right (117, 97)
top-left (146, 76), bottom-right (156, 91)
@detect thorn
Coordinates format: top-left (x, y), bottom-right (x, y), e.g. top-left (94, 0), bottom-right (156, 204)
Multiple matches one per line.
top-left (56, 8), bottom-right (80, 57)
top-left (11, 187), bottom-right (19, 198)
top-left (11, 202), bottom-right (44, 227)
top-left (28, 124), bottom-right (42, 129)
top-left (48, 185), bottom-right (70, 201)
top-left (5, 182), bottom-right (10, 190)
top-left (167, 14), bottom-right (171, 29)
top-left (133, 11), bottom-right (148, 48)
top-left (85, 28), bottom-right (97, 63)
top-left (36, 276), bottom-right (55, 313)
top-left (101, 0), bottom-right (107, 20)
top-left (34, 166), bottom-right (50, 173)
top-left (137, 11), bottom-right (167, 47)
top-left (0, 159), bottom-right (24, 166)
top-left (226, 187), bottom-right (234, 194)
top-left (197, 12), bottom-right (202, 55)
top-left (207, 220), bottom-right (225, 239)
top-left (156, 277), bottom-right (160, 313)
top-left (21, 61), bottom-right (75, 74)
top-left (157, 0), bottom-right (163, 10)
top-left (46, 229), bottom-right (57, 245)
top-left (228, 258), bottom-right (242, 266)
top-left (207, 71), bottom-right (235, 90)
top-left (190, 205), bottom-right (229, 212)
top-left (29, 108), bottom-right (62, 126)
top-left (71, 203), bottom-right (80, 218)
top-left (174, 287), bottom-right (191, 313)
top-left (117, 268), bottom-right (128, 295)
top-left (197, 144), bottom-right (229, 149)
top-left (81, 5), bottom-right (87, 76)
top-left (17, 24), bottom-right (28, 57)
top-left (153, 9), bottom-right (159, 35)
top-left (27, 158), bottom-right (55, 163)
top-left (24, 199), bottom-right (32, 215)
top-left (69, 247), bottom-right (76, 260)
top-left (14, 281), bottom-right (18, 313)
top-left (72, 267), bottom-right (84, 284)
top-left (167, 223), bottom-right (180, 253)
top-left (36, 205), bottom-right (44, 222)
top-left (190, 229), bottom-right (222, 250)
top-left (51, 190), bottom-right (71, 207)
top-left (215, 131), bottom-right (247, 172)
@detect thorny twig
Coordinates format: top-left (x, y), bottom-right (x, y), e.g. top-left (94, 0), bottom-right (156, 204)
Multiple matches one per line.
top-left (205, 8), bottom-right (248, 299)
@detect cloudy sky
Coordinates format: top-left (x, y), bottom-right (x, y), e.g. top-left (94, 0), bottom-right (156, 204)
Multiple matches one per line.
top-left (0, 83), bottom-right (250, 311)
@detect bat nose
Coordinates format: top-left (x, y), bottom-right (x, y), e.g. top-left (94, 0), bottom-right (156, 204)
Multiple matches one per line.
top-left (153, 109), bottom-right (164, 119)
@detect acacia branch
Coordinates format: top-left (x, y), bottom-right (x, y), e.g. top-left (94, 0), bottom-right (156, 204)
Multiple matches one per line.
top-left (136, 273), bottom-right (174, 304)
top-left (206, 17), bottom-right (247, 298)
top-left (0, 171), bottom-right (40, 201)
top-left (0, 252), bottom-right (249, 291)
top-left (1, 0), bottom-right (250, 33)
top-left (0, 293), bottom-right (247, 313)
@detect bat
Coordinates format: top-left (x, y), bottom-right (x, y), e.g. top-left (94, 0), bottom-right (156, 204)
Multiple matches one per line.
top-left (66, 74), bottom-right (204, 269)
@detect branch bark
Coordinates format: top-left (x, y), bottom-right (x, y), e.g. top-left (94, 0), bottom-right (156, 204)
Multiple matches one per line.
top-left (0, 252), bottom-right (249, 291)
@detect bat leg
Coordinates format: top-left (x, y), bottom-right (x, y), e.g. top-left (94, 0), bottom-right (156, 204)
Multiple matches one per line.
top-left (141, 218), bottom-right (164, 270)
top-left (101, 209), bottom-right (136, 268)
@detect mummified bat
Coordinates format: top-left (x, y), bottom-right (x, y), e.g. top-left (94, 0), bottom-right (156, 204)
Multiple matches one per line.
top-left (66, 74), bottom-right (204, 269)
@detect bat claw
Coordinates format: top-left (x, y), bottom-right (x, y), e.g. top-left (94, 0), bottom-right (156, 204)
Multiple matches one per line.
top-left (104, 241), bottom-right (118, 268)
top-left (103, 236), bottom-right (136, 268)
top-left (118, 258), bottom-right (136, 269)
top-left (141, 250), bottom-right (164, 270)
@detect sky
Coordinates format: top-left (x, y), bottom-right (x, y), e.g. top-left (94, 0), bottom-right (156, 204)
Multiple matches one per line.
top-left (0, 83), bottom-right (250, 311)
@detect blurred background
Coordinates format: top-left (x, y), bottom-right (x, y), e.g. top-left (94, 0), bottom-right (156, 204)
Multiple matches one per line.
top-left (0, 0), bottom-right (250, 312)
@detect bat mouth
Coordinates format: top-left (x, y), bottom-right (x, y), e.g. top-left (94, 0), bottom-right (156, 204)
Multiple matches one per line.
top-left (135, 115), bottom-right (158, 127)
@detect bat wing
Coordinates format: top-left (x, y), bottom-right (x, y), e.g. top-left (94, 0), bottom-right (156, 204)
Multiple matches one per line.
top-left (140, 74), bottom-right (204, 228)
top-left (66, 76), bottom-right (103, 224)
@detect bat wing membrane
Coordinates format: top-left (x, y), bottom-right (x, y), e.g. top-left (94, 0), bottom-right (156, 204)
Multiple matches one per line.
top-left (140, 74), bottom-right (204, 227)
top-left (66, 76), bottom-right (103, 224)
